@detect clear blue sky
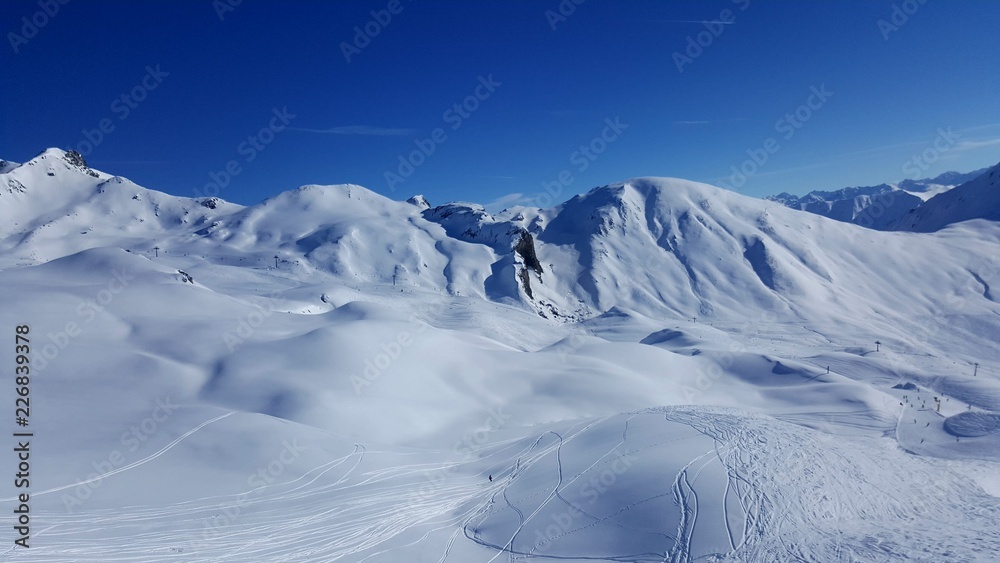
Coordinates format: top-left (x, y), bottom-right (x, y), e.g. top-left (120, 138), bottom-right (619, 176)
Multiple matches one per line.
top-left (3, 0), bottom-right (999, 209)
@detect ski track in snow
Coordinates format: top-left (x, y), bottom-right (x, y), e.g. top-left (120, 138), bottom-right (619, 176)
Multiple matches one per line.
top-left (3, 408), bottom-right (999, 562)
top-left (457, 409), bottom-right (1000, 562)
top-left (10, 443), bottom-right (511, 561)
top-left (2, 412), bottom-right (236, 502)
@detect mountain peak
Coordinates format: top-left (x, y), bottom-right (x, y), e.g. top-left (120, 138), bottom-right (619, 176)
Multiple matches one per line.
top-left (21, 147), bottom-right (101, 180)
top-left (406, 194), bottom-right (430, 209)
top-left (34, 147), bottom-right (70, 160)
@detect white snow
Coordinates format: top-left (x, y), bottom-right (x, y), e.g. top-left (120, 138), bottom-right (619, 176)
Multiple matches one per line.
top-left (767, 168), bottom-right (989, 229)
top-left (889, 164), bottom-right (1000, 232)
top-left (1, 149), bottom-right (999, 561)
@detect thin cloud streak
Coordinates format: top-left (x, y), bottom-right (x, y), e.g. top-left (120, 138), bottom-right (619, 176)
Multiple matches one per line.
top-left (955, 137), bottom-right (1000, 151)
top-left (290, 125), bottom-right (417, 136)
top-left (484, 192), bottom-right (536, 213)
top-left (674, 118), bottom-right (745, 125)
top-left (644, 20), bottom-right (736, 24)
top-left (825, 129), bottom-right (1000, 161)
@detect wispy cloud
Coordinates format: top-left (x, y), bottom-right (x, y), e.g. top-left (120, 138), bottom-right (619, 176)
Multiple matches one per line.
top-left (705, 124), bottom-right (1000, 190)
top-left (290, 125), bottom-right (417, 136)
top-left (958, 123), bottom-right (1000, 134)
top-left (955, 137), bottom-right (1000, 152)
top-left (823, 139), bottom-right (928, 161)
top-left (826, 129), bottom-right (1000, 161)
top-left (643, 19), bottom-right (736, 25)
top-left (673, 118), bottom-right (744, 125)
top-left (705, 160), bottom-right (833, 186)
top-left (484, 192), bottom-right (535, 213)
top-left (96, 160), bottom-right (169, 165)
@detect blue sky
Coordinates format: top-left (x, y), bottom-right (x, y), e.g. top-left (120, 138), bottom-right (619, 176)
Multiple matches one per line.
top-left (3, 0), bottom-right (999, 209)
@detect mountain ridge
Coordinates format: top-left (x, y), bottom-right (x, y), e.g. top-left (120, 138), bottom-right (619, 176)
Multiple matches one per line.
top-left (2, 148), bottom-right (999, 325)
top-left (766, 167), bottom-right (990, 229)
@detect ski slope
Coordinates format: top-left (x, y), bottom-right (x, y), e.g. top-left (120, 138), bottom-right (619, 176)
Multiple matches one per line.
top-left (1, 149), bottom-right (999, 561)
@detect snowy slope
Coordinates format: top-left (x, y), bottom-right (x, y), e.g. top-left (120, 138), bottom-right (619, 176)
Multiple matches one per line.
top-left (0, 149), bottom-right (241, 264)
top-left (1, 149), bottom-right (999, 561)
top-left (768, 168), bottom-right (987, 229)
top-left (889, 162), bottom-right (1000, 232)
top-left (521, 177), bottom-right (1000, 337)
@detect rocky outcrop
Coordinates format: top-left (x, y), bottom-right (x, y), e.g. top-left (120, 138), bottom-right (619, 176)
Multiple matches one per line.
top-left (62, 149), bottom-right (100, 178)
top-left (63, 150), bottom-right (87, 168)
top-left (201, 197), bottom-right (222, 209)
top-left (517, 267), bottom-right (533, 299)
top-left (514, 231), bottom-right (543, 274)
top-left (422, 203), bottom-right (544, 303)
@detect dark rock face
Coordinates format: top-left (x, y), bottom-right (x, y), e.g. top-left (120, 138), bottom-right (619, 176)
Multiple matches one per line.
top-left (515, 231), bottom-right (543, 274)
top-left (742, 238), bottom-right (776, 290)
top-left (517, 267), bottom-right (533, 299)
top-left (420, 202), bottom-right (543, 305)
top-left (6, 178), bottom-right (27, 194)
top-left (201, 198), bottom-right (221, 209)
top-left (64, 150), bottom-right (88, 168)
top-left (62, 150), bottom-right (99, 177)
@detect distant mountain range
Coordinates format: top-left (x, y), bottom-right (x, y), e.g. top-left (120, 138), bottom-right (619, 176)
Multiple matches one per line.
top-left (765, 168), bottom-right (989, 230)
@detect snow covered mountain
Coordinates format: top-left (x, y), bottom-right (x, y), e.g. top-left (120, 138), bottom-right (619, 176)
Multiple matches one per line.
top-left (5, 149), bottom-right (998, 325)
top-left (888, 163), bottom-right (1000, 232)
top-left (767, 168), bottom-right (987, 229)
top-left (0, 148), bottom-right (241, 263)
top-left (2, 148), bottom-right (999, 561)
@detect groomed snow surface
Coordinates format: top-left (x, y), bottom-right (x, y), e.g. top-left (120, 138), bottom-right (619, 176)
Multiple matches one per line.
top-left (1, 150), bottom-right (1000, 561)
